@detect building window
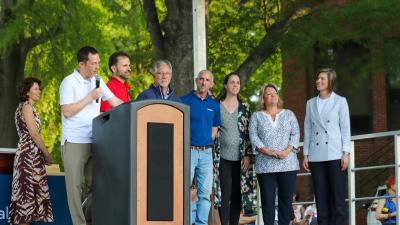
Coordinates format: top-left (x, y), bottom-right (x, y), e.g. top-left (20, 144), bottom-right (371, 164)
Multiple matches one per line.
top-left (314, 41), bottom-right (372, 134)
top-left (385, 39), bottom-right (400, 131)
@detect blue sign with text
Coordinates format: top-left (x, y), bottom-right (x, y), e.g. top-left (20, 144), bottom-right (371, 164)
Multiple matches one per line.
top-left (0, 174), bottom-right (72, 225)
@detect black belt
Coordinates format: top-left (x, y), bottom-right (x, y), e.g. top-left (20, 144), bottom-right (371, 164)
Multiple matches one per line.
top-left (190, 145), bottom-right (213, 150)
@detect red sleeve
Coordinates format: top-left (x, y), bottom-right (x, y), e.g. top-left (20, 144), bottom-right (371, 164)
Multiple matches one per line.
top-left (100, 99), bottom-right (112, 112)
top-left (100, 81), bottom-right (114, 112)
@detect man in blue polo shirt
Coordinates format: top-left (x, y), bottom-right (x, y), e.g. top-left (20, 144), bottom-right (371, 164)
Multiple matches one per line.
top-left (181, 70), bottom-right (221, 225)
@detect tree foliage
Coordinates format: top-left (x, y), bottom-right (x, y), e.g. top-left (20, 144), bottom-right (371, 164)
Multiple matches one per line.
top-left (282, 0), bottom-right (400, 55)
top-left (208, 0), bottom-right (282, 110)
top-left (0, 0), bottom-right (399, 165)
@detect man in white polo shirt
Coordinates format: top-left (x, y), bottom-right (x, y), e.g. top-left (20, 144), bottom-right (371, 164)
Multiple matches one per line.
top-left (59, 46), bottom-right (123, 225)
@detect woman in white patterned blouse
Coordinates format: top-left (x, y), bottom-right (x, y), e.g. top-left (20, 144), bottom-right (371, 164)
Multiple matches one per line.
top-left (249, 83), bottom-right (300, 225)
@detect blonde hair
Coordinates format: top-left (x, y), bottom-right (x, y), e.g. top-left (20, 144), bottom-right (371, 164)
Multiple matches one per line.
top-left (258, 83), bottom-right (283, 110)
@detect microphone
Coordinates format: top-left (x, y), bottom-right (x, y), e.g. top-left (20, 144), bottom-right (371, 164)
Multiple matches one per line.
top-left (95, 75), bottom-right (100, 103)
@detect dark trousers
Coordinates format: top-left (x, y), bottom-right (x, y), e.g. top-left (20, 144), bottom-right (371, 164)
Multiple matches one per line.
top-left (309, 160), bottom-right (345, 225)
top-left (218, 158), bottom-right (242, 225)
top-left (257, 171), bottom-right (297, 225)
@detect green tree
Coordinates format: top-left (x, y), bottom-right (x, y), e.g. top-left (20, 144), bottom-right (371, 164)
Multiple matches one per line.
top-left (0, 0), bottom-right (146, 152)
top-left (23, 0), bottom-right (155, 160)
top-left (142, 0), bottom-right (194, 95)
top-left (0, 0), bottom-right (63, 147)
top-left (207, 0), bottom-right (283, 109)
top-left (1, 0), bottom-right (399, 153)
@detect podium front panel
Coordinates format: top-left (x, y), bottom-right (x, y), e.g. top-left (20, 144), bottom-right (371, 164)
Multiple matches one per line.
top-left (147, 122), bottom-right (174, 220)
top-left (136, 104), bottom-right (184, 225)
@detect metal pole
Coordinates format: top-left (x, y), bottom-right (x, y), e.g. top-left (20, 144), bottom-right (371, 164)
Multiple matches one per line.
top-left (192, 0), bottom-right (207, 88)
top-left (348, 140), bottom-right (356, 225)
top-left (256, 181), bottom-right (263, 225)
top-left (395, 135), bottom-right (400, 225)
top-left (351, 164), bottom-right (396, 172)
top-left (297, 172), bottom-right (312, 176)
top-left (0, 148), bottom-right (17, 153)
top-left (191, 3), bottom-right (207, 222)
top-left (353, 195), bottom-right (400, 201)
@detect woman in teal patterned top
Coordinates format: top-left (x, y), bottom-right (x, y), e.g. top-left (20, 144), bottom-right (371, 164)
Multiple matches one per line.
top-left (213, 72), bottom-right (255, 225)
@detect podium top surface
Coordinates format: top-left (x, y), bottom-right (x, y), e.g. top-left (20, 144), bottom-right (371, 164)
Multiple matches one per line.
top-left (126, 99), bottom-right (189, 111)
top-left (95, 100), bottom-right (190, 117)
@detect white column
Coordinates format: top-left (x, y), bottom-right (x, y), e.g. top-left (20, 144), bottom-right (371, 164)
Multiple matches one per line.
top-left (395, 135), bottom-right (400, 225)
top-left (348, 141), bottom-right (356, 225)
top-left (192, 0), bottom-right (207, 88)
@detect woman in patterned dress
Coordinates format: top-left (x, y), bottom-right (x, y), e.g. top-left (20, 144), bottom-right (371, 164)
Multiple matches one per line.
top-left (249, 83), bottom-right (300, 225)
top-left (8, 77), bottom-right (53, 225)
top-left (213, 72), bottom-right (254, 225)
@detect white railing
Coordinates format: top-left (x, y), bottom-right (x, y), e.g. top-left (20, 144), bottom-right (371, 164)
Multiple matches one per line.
top-left (0, 148), bottom-right (16, 154)
top-left (255, 130), bottom-right (400, 225)
top-left (348, 131), bottom-right (400, 225)
top-left (3, 130), bottom-right (400, 224)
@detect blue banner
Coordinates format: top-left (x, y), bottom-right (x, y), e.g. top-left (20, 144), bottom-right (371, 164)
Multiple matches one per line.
top-left (0, 174), bottom-right (72, 225)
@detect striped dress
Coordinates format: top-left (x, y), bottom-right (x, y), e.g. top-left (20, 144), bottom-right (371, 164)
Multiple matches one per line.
top-left (8, 101), bottom-right (53, 224)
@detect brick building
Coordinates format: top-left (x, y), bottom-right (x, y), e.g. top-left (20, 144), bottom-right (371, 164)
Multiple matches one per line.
top-left (281, 1), bottom-right (400, 223)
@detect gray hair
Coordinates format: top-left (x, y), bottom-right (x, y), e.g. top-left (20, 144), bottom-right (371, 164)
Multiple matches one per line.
top-left (197, 69), bottom-right (214, 82)
top-left (151, 59), bottom-right (172, 75)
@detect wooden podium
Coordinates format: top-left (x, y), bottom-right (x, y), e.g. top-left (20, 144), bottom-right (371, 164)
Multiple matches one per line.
top-left (92, 100), bottom-right (190, 225)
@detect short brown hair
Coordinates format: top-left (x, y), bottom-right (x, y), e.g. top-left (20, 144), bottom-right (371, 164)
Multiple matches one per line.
top-left (16, 77), bottom-right (41, 102)
top-left (258, 83), bottom-right (283, 110)
top-left (108, 51), bottom-right (130, 73)
top-left (77, 46), bottom-right (98, 63)
top-left (316, 68), bottom-right (336, 93)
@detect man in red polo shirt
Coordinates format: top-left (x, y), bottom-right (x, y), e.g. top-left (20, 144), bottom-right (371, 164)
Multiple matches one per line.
top-left (100, 51), bottom-right (132, 112)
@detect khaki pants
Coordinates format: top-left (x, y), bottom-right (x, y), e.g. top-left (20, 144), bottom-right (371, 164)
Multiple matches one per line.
top-left (62, 141), bottom-right (92, 225)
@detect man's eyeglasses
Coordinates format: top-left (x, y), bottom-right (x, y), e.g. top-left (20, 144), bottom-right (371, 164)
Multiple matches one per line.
top-left (156, 72), bottom-right (171, 75)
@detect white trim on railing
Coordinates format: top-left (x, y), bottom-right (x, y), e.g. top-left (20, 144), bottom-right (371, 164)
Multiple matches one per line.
top-left (349, 140), bottom-right (356, 225)
top-left (351, 130), bottom-right (400, 141)
top-left (394, 134), bottom-right (400, 225)
top-left (0, 148), bottom-right (16, 154)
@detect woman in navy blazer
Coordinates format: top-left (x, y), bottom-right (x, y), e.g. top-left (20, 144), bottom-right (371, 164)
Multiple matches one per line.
top-left (303, 68), bottom-right (351, 225)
